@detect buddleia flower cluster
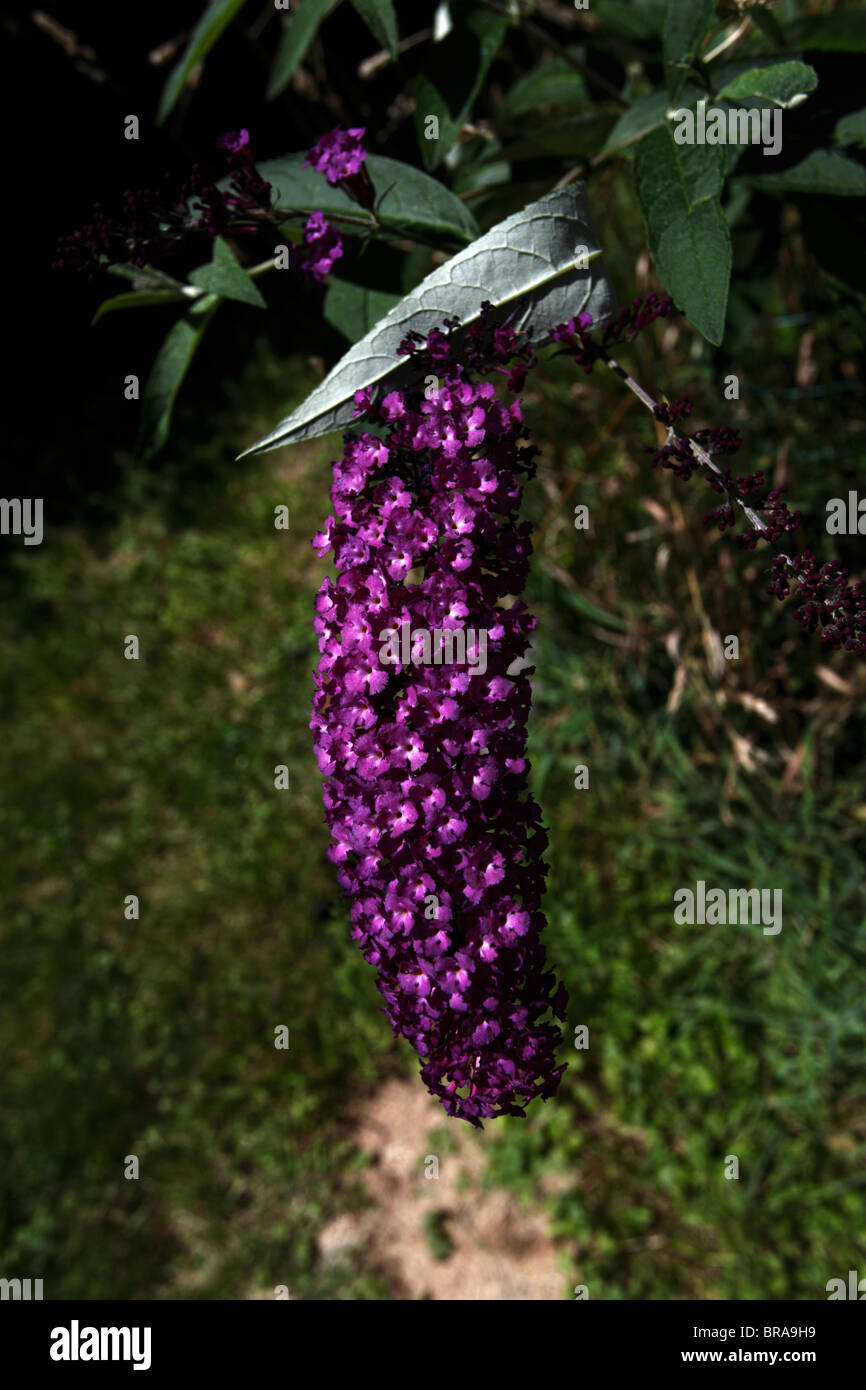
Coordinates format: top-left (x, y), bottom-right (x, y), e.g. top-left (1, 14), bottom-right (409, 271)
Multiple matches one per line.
top-left (52, 124), bottom-right (363, 284)
top-left (310, 305), bottom-right (568, 1126)
top-left (554, 301), bottom-right (866, 654)
top-left (52, 130), bottom-right (276, 278)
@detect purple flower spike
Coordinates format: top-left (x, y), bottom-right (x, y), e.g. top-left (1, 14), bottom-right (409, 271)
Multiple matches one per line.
top-left (310, 304), bottom-right (567, 1127)
top-left (217, 129), bottom-right (250, 153)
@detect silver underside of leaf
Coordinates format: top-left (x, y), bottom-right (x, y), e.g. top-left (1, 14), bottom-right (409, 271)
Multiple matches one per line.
top-left (239, 185), bottom-right (617, 458)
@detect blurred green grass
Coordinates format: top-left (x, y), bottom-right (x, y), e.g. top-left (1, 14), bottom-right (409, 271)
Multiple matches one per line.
top-left (480, 185), bottom-right (866, 1296)
top-left (3, 217), bottom-right (865, 1298)
top-left (1, 347), bottom-right (401, 1299)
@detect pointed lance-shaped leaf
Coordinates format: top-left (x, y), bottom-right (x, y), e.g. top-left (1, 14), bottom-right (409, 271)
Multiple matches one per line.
top-left (239, 185), bottom-right (616, 458)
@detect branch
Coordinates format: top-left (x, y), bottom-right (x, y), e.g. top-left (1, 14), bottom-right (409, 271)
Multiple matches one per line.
top-left (602, 355), bottom-right (772, 542)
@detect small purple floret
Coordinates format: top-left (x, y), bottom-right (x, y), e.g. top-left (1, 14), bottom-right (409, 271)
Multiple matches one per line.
top-left (310, 306), bottom-right (567, 1126)
top-left (304, 126), bottom-right (368, 184)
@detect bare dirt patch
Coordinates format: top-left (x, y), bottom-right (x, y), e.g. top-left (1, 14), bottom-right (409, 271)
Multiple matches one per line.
top-left (317, 1075), bottom-right (568, 1300)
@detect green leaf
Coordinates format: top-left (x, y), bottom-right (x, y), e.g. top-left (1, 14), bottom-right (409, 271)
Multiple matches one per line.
top-left (188, 236), bottom-right (266, 308)
top-left (634, 125), bottom-right (731, 345)
top-left (241, 184), bottom-right (616, 454)
top-left (322, 280), bottom-right (401, 342)
top-left (349, 0), bottom-right (398, 60)
top-left (157, 0), bottom-right (249, 125)
top-left (562, 588), bottom-right (628, 633)
top-left (257, 152), bottom-right (479, 243)
top-left (136, 294), bottom-right (222, 460)
top-left (256, 153), bottom-right (361, 223)
top-left (723, 180), bottom-right (751, 230)
top-left (414, 5), bottom-right (508, 169)
top-left (739, 149), bottom-right (866, 197)
top-left (717, 61), bottom-right (818, 109)
top-left (834, 108), bottom-right (866, 150)
top-left (750, 6), bottom-right (785, 47)
top-left (91, 290), bottom-right (189, 326)
top-left (451, 138), bottom-right (509, 194)
top-left (793, 12), bottom-right (866, 52)
top-left (664, 0), bottom-right (715, 99)
top-left (591, 0), bottom-right (668, 42)
top-left (399, 244), bottom-right (436, 293)
top-left (603, 84), bottom-right (702, 154)
top-left (499, 52), bottom-right (588, 120)
top-left (106, 265), bottom-right (187, 291)
top-left (267, 0), bottom-right (340, 100)
top-left (493, 112), bottom-right (618, 165)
